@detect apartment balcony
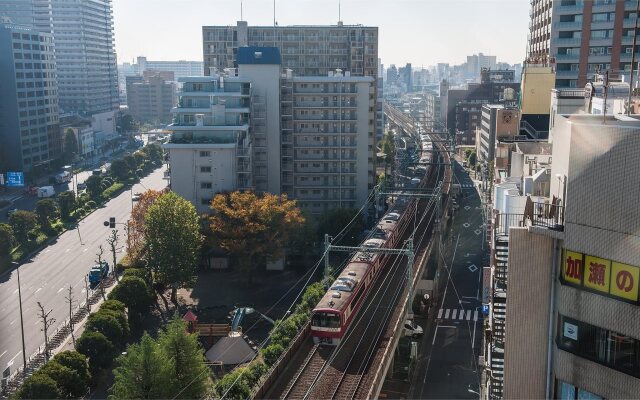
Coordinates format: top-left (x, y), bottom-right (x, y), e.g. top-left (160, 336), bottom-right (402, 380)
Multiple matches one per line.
top-left (529, 201), bottom-right (565, 231)
top-left (295, 141), bottom-right (357, 148)
top-left (295, 154), bottom-right (357, 161)
top-left (294, 114), bottom-right (357, 121)
top-left (555, 69), bottom-right (579, 78)
top-left (554, 37), bottom-right (582, 46)
top-left (555, 53), bottom-right (580, 60)
top-left (294, 101), bottom-right (357, 108)
top-left (553, 21), bottom-right (582, 30)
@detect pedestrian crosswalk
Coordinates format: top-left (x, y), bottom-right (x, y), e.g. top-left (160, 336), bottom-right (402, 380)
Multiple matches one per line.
top-left (437, 308), bottom-right (480, 321)
top-left (460, 183), bottom-right (475, 189)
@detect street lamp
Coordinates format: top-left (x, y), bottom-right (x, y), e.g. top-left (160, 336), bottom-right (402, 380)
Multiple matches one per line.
top-left (12, 262), bottom-right (27, 375)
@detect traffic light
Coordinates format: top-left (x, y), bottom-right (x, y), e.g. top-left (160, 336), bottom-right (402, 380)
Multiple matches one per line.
top-left (109, 217), bottom-right (116, 229)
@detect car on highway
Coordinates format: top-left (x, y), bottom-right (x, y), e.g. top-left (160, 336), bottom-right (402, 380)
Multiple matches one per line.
top-left (132, 192), bottom-right (142, 201)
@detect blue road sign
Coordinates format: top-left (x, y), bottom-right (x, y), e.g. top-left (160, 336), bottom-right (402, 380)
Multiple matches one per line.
top-left (6, 172), bottom-right (24, 187)
top-left (482, 304), bottom-right (490, 315)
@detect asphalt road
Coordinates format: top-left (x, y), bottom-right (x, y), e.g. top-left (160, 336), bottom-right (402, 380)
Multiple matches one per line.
top-left (0, 165), bottom-right (167, 375)
top-left (410, 161), bottom-right (486, 398)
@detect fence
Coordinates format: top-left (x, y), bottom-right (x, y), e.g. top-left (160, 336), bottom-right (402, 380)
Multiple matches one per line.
top-left (530, 201), bottom-right (565, 231)
top-left (2, 274), bottom-right (117, 397)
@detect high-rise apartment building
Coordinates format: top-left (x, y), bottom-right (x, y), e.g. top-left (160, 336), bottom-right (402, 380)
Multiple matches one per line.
top-left (0, 0), bottom-right (119, 116)
top-left (201, 21), bottom-right (382, 139)
top-left (47, 0), bottom-right (118, 115)
top-left (0, 24), bottom-right (59, 176)
top-left (126, 73), bottom-right (176, 124)
top-left (528, 0), bottom-right (639, 88)
top-left (165, 47), bottom-right (374, 214)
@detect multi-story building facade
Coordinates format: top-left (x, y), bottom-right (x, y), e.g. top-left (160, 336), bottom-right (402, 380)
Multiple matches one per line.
top-left (135, 56), bottom-right (203, 79)
top-left (126, 73), bottom-right (177, 124)
top-left (446, 71), bottom-right (520, 145)
top-left (478, 104), bottom-right (520, 163)
top-left (165, 47), bottom-right (374, 214)
top-left (201, 21), bottom-right (382, 139)
top-left (482, 113), bottom-right (640, 399)
top-left (46, 0), bottom-right (119, 116)
top-left (528, 0), bottom-right (639, 88)
top-left (0, 24), bottom-right (59, 176)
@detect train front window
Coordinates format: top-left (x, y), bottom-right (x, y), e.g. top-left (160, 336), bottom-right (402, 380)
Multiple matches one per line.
top-left (312, 312), bottom-right (341, 328)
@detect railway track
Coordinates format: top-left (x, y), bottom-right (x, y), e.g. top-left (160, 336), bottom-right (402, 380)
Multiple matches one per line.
top-left (265, 106), bottom-right (451, 400)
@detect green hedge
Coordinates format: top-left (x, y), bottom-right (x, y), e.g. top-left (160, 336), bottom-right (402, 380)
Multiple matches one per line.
top-left (102, 183), bottom-right (125, 199)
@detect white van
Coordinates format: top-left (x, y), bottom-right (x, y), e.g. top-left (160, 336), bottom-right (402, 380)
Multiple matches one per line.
top-left (404, 319), bottom-right (424, 338)
top-left (37, 186), bottom-right (55, 198)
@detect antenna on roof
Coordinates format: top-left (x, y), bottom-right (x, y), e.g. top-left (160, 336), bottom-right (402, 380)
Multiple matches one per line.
top-left (339, 0), bottom-right (341, 23)
top-left (240, 0), bottom-right (243, 21)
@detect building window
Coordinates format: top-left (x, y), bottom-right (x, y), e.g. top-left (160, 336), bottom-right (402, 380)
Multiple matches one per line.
top-left (199, 150), bottom-right (211, 157)
top-left (557, 314), bottom-right (640, 378)
top-left (557, 381), bottom-right (602, 400)
top-left (200, 166), bottom-right (212, 173)
top-left (201, 198), bottom-right (211, 205)
top-left (200, 182), bottom-right (212, 189)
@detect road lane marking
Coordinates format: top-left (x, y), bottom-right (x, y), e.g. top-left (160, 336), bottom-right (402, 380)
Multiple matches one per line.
top-left (0, 351), bottom-right (6, 359)
top-left (473, 310), bottom-right (479, 321)
top-left (467, 310), bottom-right (472, 320)
top-left (57, 287), bottom-right (63, 293)
top-left (452, 309), bottom-right (457, 319)
top-left (9, 351), bottom-right (22, 363)
top-left (458, 310), bottom-right (465, 320)
top-left (65, 248), bottom-right (71, 253)
top-left (437, 309), bottom-right (443, 319)
top-left (9, 320), bottom-right (15, 325)
top-left (444, 309), bottom-right (450, 319)
top-left (35, 287), bottom-right (42, 294)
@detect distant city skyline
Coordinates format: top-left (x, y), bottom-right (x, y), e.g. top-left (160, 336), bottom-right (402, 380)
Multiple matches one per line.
top-left (113, 0), bottom-right (530, 67)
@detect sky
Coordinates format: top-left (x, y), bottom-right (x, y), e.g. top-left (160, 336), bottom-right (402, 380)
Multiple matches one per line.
top-left (112, 0), bottom-right (531, 68)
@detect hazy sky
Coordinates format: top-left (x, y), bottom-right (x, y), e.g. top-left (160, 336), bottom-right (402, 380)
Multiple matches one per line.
top-left (113, 0), bottom-right (530, 67)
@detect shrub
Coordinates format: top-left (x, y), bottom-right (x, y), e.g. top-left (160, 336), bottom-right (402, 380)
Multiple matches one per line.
top-left (261, 343), bottom-right (284, 366)
top-left (85, 200), bottom-right (97, 209)
top-left (215, 367), bottom-right (252, 399)
top-left (76, 331), bottom-right (116, 371)
top-left (15, 373), bottom-right (60, 399)
top-left (86, 310), bottom-right (128, 346)
top-left (37, 360), bottom-right (86, 398)
top-left (100, 299), bottom-right (126, 314)
top-left (102, 182), bottom-right (124, 199)
top-left (51, 351), bottom-right (91, 390)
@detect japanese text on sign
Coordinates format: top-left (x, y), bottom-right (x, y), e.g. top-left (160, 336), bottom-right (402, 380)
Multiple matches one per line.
top-left (562, 249), bottom-right (639, 303)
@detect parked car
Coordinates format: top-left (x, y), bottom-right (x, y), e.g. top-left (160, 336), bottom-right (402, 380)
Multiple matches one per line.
top-left (132, 192), bottom-right (142, 201)
top-left (403, 319), bottom-right (424, 338)
top-left (88, 261), bottom-right (109, 285)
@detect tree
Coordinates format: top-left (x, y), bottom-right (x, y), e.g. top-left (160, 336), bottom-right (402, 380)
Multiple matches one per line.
top-left (110, 334), bottom-right (172, 399)
top-left (15, 373), bottom-right (60, 399)
top-left (57, 191), bottom-right (76, 220)
top-left (38, 360), bottom-right (86, 398)
top-left (157, 317), bottom-right (209, 399)
top-left (9, 210), bottom-right (38, 245)
top-left (145, 192), bottom-right (201, 304)
top-left (317, 207), bottom-right (365, 247)
top-left (381, 130), bottom-right (396, 176)
top-left (86, 311), bottom-right (127, 346)
top-left (63, 128), bottom-right (78, 163)
top-left (214, 368), bottom-right (251, 399)
top-left (110, 158), bottom-right (130, 182)
top-left (468, 151), bottom-right (477, 167)
top-left (106, 229), bottom-right (120, 281)
top-left (52, 351), bottom-right (91, 390)
top-left (129, 189), bottom-right (164, 262)
top-left (76, 331), bottom-right (116, 371)
top-left (109, 276), bottom-right (153, 317)
top-left (100, 299), bottom-right (126, 314)
top-left (35, 198), bottom-right (59, 229)
top-left (209, 191), bottom-right (304, 284)
top-left (123, 154), bottom-right (137, 173)
top-left (0, 223), bottom-right (15, 257)
top-left (85, 175), bottom-right (104, 198)
top-left (121, 114), bottom-right (137, 133)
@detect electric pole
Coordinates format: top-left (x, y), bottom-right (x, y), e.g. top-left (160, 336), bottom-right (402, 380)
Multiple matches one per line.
top-left (36, 302), bottom-right (55, 362)
top-left (65, 286), bottom-right (75, 345)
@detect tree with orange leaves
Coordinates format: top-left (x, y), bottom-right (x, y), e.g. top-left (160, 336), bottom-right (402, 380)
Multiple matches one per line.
top-left (128, 189), bottom-right (166, 263)
top-left (209, 191), bottom-right (304, 284)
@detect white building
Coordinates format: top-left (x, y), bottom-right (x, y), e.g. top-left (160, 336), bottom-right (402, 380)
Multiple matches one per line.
top-left (165, 47), bottom-right (375, 214)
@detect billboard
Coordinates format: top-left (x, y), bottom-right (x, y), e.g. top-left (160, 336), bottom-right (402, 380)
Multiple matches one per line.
top-left (6, 172), bottom-right (24, 187)
top-left (561, 248), bottom-right (640, 303)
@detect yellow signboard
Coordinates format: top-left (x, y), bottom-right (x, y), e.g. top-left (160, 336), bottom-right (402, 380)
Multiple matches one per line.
top-left (562, 250), bottom-right (584, 285)
top-left (611, 262), bottom-right (640, 301)
top-left (584, 255), bottom-right (611, 293)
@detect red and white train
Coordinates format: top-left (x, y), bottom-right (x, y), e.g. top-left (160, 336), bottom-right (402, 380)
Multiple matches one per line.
top-left (311, 137), bottom-right (434, 345)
